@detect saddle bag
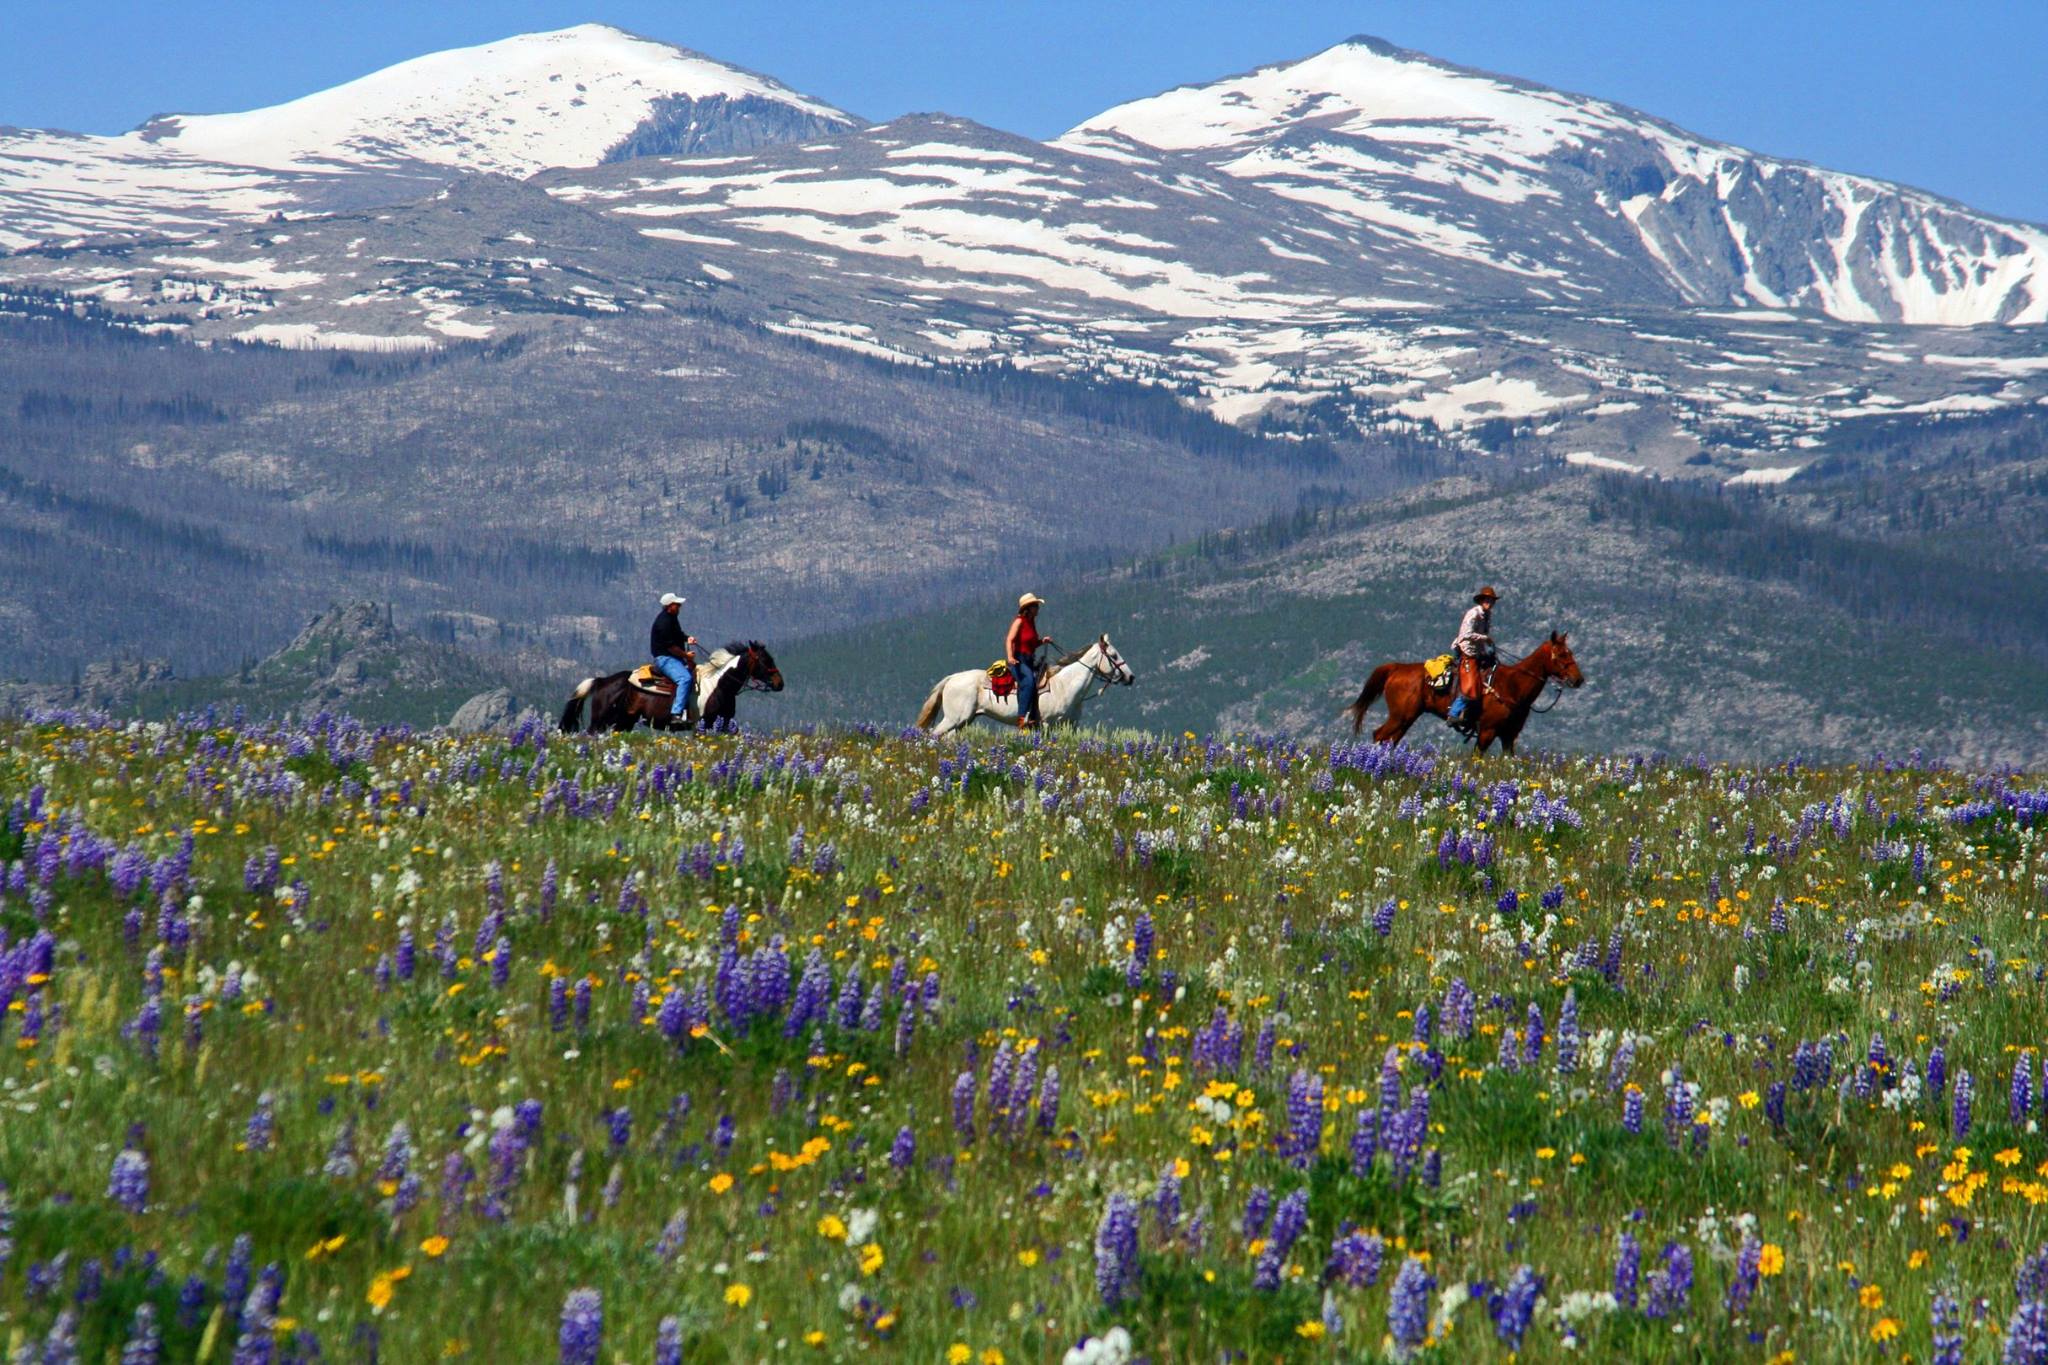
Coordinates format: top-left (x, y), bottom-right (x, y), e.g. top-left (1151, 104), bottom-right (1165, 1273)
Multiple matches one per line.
top-left (987, 661), bottom-right (1016, 699)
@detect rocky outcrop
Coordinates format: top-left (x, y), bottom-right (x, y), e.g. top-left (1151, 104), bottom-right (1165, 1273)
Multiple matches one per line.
top-left (448, 687), bottom-right (531, 733)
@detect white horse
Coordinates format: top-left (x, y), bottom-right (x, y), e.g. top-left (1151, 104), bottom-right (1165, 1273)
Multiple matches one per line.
top-left (914, 634), bottom-right (1136, 737)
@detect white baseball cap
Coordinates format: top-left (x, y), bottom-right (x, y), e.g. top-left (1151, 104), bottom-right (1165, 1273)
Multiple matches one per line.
top-left (659, 593), bottom-right (686, 606)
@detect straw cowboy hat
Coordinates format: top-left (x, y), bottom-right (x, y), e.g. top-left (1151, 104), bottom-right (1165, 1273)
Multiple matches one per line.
top-left (1018, 593), bottom-right (1045, 610)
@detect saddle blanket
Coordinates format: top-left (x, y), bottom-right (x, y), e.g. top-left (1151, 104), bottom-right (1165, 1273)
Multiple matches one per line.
top-left (1422, 654), bottom-right (1455, 690)
top-left (630, 663), bottom-right (676, 694)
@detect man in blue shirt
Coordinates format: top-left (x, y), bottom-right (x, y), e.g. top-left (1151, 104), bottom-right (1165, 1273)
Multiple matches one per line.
top-left (650, 592), bottom-right (697, 727)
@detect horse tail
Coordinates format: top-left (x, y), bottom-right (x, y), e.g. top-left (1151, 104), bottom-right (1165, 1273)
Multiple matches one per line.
top-left (559, 677), bottom-right (597, 733)
top-left (914, 679), bottom-right (946, 731)
top-left (1342, 664), bottom-right (1394, 735)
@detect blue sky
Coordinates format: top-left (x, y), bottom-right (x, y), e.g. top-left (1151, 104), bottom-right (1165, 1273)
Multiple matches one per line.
top-left (11, 0), bottom-right (2047, 224)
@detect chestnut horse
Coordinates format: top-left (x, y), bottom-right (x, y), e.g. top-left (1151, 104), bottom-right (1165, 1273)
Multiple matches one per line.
top-left (1342, 633), bottom-right (1584, 755)
top-left (560, 641), bottom-right (784, 734)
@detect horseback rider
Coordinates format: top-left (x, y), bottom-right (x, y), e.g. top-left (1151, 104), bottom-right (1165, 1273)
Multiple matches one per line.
top-left (1007, 593), bottom-right (1048, 729)
top-left (649, 592), bottom-right (699, 729)
top-left (1449, 585), bottom-right (1499, 734)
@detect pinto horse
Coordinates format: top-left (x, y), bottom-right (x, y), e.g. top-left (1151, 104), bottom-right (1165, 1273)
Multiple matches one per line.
top-left (1342, 632), bottom-right (1584, 755)
top-left (559, 641), bottom-right (784, 734)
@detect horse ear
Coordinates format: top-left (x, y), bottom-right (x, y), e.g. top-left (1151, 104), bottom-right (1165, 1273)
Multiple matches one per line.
top-left (1550, 630), bottom-right (1561, 644)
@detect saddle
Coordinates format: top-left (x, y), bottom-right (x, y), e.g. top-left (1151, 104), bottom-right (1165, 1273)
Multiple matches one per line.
top-left (1422, 654), bottom-right (1456, 691)
top-left (985, 660), bottom-right (1053, 700)
top-left (629, 663), bottom-right (676, 695)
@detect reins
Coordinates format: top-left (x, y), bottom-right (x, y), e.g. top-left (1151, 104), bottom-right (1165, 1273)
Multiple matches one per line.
top-left (1484, 647), bottom-right (1567, 713)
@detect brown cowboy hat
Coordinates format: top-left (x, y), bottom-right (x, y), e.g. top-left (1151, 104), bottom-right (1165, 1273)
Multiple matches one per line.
top-left (1473, 585), bottom-right (1499, 603)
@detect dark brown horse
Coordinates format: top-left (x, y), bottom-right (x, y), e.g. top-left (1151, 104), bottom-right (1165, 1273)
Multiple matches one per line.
top-left (1342, 633), bottom-right (1584, 755)
top-left (559, 641), bottom-right (784, 734)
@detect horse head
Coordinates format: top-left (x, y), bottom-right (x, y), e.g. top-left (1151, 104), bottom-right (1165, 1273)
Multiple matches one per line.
top-left (745, 641), bottom-right (784, 692)
top-left (1094, 633), bottom-right (1136, 686)
top-left (1545, 631), bottom-right (1585, 689)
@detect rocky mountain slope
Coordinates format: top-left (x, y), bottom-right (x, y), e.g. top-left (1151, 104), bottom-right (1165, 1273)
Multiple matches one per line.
top-left (0, 601), bottom-right (556, 725)
top-left (5, 33), bottom-right (2043, 479)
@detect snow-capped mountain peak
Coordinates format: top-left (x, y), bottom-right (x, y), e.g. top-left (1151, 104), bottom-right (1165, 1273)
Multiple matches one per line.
top-left (133, 23), bottom-right (854, 177)
top-left (1065, 35), bottom-right (1608, 160)
top-left (0, 23), bottom-right (857, 250)
top-left (1064, 36), bottom-right (2048, 326)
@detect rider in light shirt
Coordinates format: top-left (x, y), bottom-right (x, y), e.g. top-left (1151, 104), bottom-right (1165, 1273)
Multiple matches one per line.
top-left (1449, 585), bottom-right (1498, 733)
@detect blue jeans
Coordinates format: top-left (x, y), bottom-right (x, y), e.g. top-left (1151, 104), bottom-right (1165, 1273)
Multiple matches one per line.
top-left (653, 656), bottom-right (694, 717)
top-left (1011, 656), bottom-right (1037, 722)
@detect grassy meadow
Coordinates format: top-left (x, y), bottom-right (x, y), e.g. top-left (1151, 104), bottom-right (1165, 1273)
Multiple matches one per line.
top-left (0, 709), bottom-right (2043, 1362)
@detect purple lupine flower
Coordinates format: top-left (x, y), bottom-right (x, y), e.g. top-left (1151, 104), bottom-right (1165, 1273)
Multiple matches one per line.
top-left (559, 1287), bottom-right (602, 1365)
top-left (1954, 1069), bottom-right (1975, 1138)
top-left (1131, 912), bottom-right (1154, 980)
top-left (893, 994), bottom-right (917, 1057)
top-left (987, 1044), bottom-right (1016, 1119)
top-left (43, 1309), bottom-right (81, 1364)
top-left (608, 1107), bottom-right (632, 1151)
top-left (245, 1094), bottom-right (275, 1153)
top-left (1036, 1067), bottom-right (1061, 1135)
top-left (1253, 1017), bottom-right (1277, 1073)
top-left (1497, 1025), bottom-right (1520, 1074)
top-left (1725, 1235), bottom-right (1761, 1317)
top-left (1644, 1241), bottom-right (1693, 1319)
top-left (1556, 989), bottom-right (1581, 1075)
top-left (1493, 1265), bottom-right (1543, 1350)
top-left (221, 1236), bottom-right (253, 1324)
top-left (2006, 1300), bottom-right (2048, 1365)
top-left (1007, 1048), bottom-right (1039, 1134)
top-left (1154, 1164), bottom-right (1182, 1234)
top-left (1523, 1002), bottom-right (1545, 1066)
top-left (1242, 1185), bottom-right (1274, 1240)
top-left (951, 1071), bottom-right (976, 1144)
top-left (1372, 898), bottom-right (1396, 938)
top-left (1663, 1066), bottom-right (1693, 1149)
top-left (1388, 1255), bottom-right (1435, 1358)
top-left (1444, 978), bottom-right (1475, 1040)
top-left (177, 1277), bottom-right (208, 1326)
top-left (2016, 1050), bottom-right (2036, 1124)
top-left (889, 1126), bottom-right (915, 1172)
top-left (653, 1317), bottom-right (682, 1365)
top-left (834, 967), bottom-right (864, 1032)
top-left (1326, 1231), bottom-right (1384, 1288)
top-left (1283, 1069), bottom-right (1323, 1166)
top-left (108, 1148), bottom-right (149, 1214)
top-left (574, 980), bottom-right (591, 1031)
top-left (121, 1301), bottom-right (161, 1365)
top-left (1253, 1189), bottom-right (1310, 1291)
top-left (548, 978), bottom-right (569, 1032)
top-left (1350, 1108), bottom-right (1380, 1175)
top-left (650, 1209), bottom-right (688, 1264)
top-left (1932, 1288), bottom-right (1963, 1365)
top-left (1613, 1232), bottom-right (1641, 1309)
top-left (1764, 1081), bottom-right (1786, 1130)
top-left (490, 935), bottom-right (511, 990)
top-left (2019, 1244), bottom-right (2048, 1302)
top-left (1093, 1194), bottom-right (1140, 1307)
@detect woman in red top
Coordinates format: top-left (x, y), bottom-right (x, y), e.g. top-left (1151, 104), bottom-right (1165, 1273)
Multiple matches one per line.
top-left (1007, 593), bottom-right (1047, 728)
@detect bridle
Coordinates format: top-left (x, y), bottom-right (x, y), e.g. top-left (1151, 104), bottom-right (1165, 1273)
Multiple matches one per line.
top-left (1487, 643), bottom-right (1575, 713)
top-left (740, 644), bottom-right (780, 693)
top-left (1054, 635), bottom-right (1135, 700)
